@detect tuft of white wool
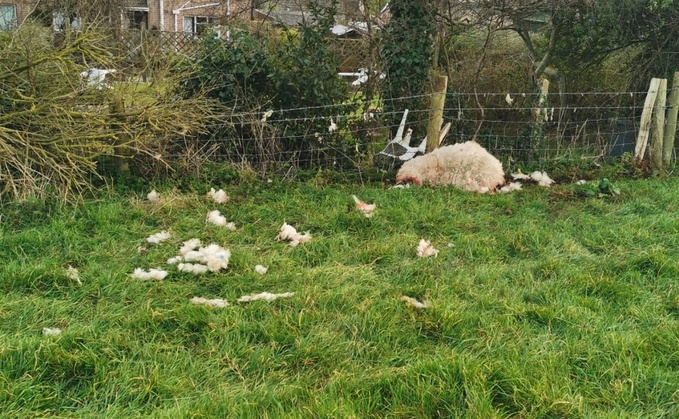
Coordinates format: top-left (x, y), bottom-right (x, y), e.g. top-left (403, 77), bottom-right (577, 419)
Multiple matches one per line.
top-left (576, 179), bottom-right (588, 185)
top-left (276, 223), bottom-right (311, 247)
top-left (131, 268), bottom-right (168, 281)
top-left (81, 68), bottom-right (116, 90)
top-left (512, 170), bottom-right (554, 187)
top-left (190, 297), bottom-right (229, 308)
top-left (178, 263), bottom-right (209, 275)
top-left (352, 195), bottom-right (376, 217)
top-left (328, 118), bottom-right (338, 133)
top-left (416, 239), bottom-right (439, 258)
top-left (401, 296), bottom-right (429, 309)
top-left (530, 171), bottom-right (554, 187)
top-left (276, 223), bottom-right (298, 241)
top-left (237, 292), bottom-right (295, 302)
top-left (255, 265), bottom-right (268, 275)
top-left (500, 182), bottom-right (523, 193)
top-left (66, 265), bottom-right (82, 285)
top-left (43, 327), bottom-right (63, 336)
top-left (505, 93), bottom-right (514, 106)
top-left (206, 210), bottom-right (227, 226)
top-left (147, 189), bottom-right (160, 202)
top-left (395, 141), bottom-right (505, 193)
top-left (206, 210), bottom-right (236, 229)
top-left (289, 233), bottom-right (312, 247)
top-left (260, 109), bottom-right (273, 122)
top-left (167, 256), bottom-right (182, 264)
top-left (146, 230), bottom-right (171, 245)
top-left (208, 188), bottom-right (229, 204)
top-left (181, 243), bottom-right (230, 273)
top-left (511, 171), bottom-right (531, 181)
top-left (179, 239), bottom-right (201, 255)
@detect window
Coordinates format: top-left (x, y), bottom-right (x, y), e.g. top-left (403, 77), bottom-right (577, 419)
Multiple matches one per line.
top-left (183, 16), bottom-right (214, 35)
top-left (53, 11), bottom-right (81, 32)
top-left (126, 10), bottom-right (148, 29)
top-left (0, 4), bottom-right (17, 31)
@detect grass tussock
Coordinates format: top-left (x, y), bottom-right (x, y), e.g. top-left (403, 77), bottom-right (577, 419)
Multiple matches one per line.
top-left (1, 176), bottom-right (679, 417)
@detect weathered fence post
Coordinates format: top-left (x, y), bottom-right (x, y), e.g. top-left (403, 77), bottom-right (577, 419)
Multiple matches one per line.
top-left (426, 73), bottom-right (448, 153)
top-left (110, 97), bottom-right (131, 173)
top-left (650, 78), bottom-right (668, 169)
top-left (635, 78), bottom-right (662, 161)
top-left (530, 78), bottom-right (550, 161)
top-left (662, 71), bottom-right (679, 166)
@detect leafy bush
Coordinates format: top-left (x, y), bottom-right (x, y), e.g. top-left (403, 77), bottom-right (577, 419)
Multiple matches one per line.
top-left (182, 1), bottom-right (361, 171)
top-left (0, 24), bottom-right (221, 201)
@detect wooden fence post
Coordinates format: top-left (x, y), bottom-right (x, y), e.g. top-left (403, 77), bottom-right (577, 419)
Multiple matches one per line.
top-left (650, 78), bottom-right (667, 169)
top-left (662, 71), bottom-right (679, 167)
top-left (635, 78), bottom-right (662, 161)
top-left (426, 73), bottom-right (448, 153)
top-left (110, 97), bottom-right (130, 173)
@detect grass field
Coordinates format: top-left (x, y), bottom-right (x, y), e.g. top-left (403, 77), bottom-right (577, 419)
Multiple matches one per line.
top-left (1, 174), bottom-right (678, 418)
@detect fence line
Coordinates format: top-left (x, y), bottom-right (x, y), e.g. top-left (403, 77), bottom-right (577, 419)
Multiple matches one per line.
top-left (161, 89), bottom-right (656, 173)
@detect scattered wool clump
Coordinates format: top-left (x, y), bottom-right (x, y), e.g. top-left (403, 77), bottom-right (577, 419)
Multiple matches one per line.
top-left (43, 327), bottom-right (62, 336)
top-left (512, 170), bottom-right (554, 187)
top-left (276, 223), bottom-right (311, 247)
top-left (179, 239), bottom-right (201, 255)
top-left (177, 263), bottom-right (209, 275)
top-left (530, 171), bottom-right (554, 187)
top-left (182, 243), bottom-right (231, 272)
top-left (146, 231), bottom-right (171, 245)
top-left (167, 256), bottom-right (182, 264)
top-left (416, 239), bottom-right (439, 258)
top-left (328, 118), bottom-right (338, 133)
top-left (511, 171), bottom-right (530, 181)
top-left (505, 93), bottom-right (514, 106)
top-left (131, 268), bottom-right (168, 281)
top-left (208, 188), bottom-right (229, 204)
top-left (238, 292), bottom-right (295, 302)
top-left (395, 141), bottom-right (505, 193)
top-left (66, 265), bottom-right (82, 285)
top-left (500, 182), bottom-right (523, 193)
top-left (261, 109), bottom-right (273, 122)
top-left (190, 297), bottom-right (229, 308)
top-left (147, 189), bottom-right (160, 202)
top-left (401, 296), bottom-right (429, 309)
top-left (206, 210), bottom-right (236, 230)
top-left (352, 195), bottom-right (376, 217)
top-left (255, 265), bottom-right (268, 275)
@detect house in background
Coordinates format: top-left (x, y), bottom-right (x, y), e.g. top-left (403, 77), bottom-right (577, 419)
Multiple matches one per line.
top-left (1, 1), bottom-right (24, 30)
top-left (251, 0), bottom-right (368, 27)
top-left (124, 0), bottom-right (250, 33)
top-left (1, 0), bottom-right (251, 33)
top-left (1, 0), bottom-right (389, 34)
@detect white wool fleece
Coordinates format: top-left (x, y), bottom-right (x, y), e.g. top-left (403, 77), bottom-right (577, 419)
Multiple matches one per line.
top-left (396, 141), bottom-right (505, 192)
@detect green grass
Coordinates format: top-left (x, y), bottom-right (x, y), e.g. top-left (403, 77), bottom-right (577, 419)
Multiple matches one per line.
top-left (1, 176), bottom-right (679, 418)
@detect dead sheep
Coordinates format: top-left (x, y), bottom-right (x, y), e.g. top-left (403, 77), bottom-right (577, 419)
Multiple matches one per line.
top-left (395, 141), bottom-right (505, 193)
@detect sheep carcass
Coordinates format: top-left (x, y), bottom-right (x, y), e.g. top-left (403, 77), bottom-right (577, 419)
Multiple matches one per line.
top-left (395, 141), bottom-right (505, 193)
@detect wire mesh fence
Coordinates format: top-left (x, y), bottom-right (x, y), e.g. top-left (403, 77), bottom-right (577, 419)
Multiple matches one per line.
top-left (179, 88), bottom-right (652, 174)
